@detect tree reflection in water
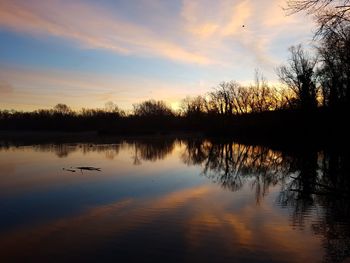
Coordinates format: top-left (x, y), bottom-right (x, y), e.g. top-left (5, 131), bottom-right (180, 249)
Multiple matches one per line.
top-left (131, 138), bottom-right (176, 165)
top-left (181, 139), bottom-right (292, 202)
top-left (181, 139), bottom-right (350, 263)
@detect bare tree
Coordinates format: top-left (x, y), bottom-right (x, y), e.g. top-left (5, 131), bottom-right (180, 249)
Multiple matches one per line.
top-left (286, 0), bottom-right (350, 38)
top-left (104, 101), bottom-right (125, 116)
top-left (317, 24), bottom-right (350, 107)
top-left (208, 77), bottom-right (291, 115)
top-left (286, 0), bottom-right (350, 108)
top-left (53, 103), bottom-right (71, 115)
top-left (248, 70), bottom-right (281, 112)
top-left (209, 82), bottom-right (235, 116)
top-left (180, 96), bottom-right (207, 117)
top-left (133, 100), bottom-right (174, 117)
top-left (277, 45), bottom-right (319, 110)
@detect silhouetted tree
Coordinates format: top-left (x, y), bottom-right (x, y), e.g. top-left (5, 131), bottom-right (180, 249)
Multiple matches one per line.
top-left (286, 1), bottom-right (350, 109)
top-left (180, 96), bottom-right (208, 117)
top-left (286, 0), bottom-right (350, 38)
top-left (248, 70), bottom-right (282, 112)
top-left (133, 100), bottom-right (174, 117)
top-left (104, 101), bottom-right (125, 116)
top-left (277, 45), bottom-right (319, 110)
top-left (209, 82), bottom-right (235, 115)
top-left (53, 103), bottom-right (72, 115)
top-left (317, 25), bottom-right (350, 108)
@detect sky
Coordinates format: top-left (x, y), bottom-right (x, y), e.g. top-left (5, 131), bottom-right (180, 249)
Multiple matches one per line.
top-left (0, 0), bottom-right (315, 111)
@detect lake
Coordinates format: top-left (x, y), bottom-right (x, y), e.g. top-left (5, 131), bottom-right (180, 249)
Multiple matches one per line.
top-left (0, 137), bottom-right (349, 262)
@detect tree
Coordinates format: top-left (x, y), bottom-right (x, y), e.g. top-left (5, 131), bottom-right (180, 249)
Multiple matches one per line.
top-left (208, 78), bottom-right (288, 115)
top-left (209, 82), bottom-right (235, 116)
top-left (248, 70), bottom-right (281, 112)
top-left (180, 96), bottom-right (207, 117)
top-left (277, 45), bottom-right (319, 110)
top-left (286, 0), bottom-right (350, 38)
top-left (104, 101), bottom-right (125, 116)
top-left (53, 103), bottom-right (71, 114)
top-left (317, 24), bottom-right (350, 107)
top-left (286, 1), bottom-right (350, 108)
top-left (133, 100), bottom-right (174, 117)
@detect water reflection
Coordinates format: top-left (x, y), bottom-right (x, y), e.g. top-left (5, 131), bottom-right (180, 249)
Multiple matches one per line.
top-left (131, 138), bottom-right (176, 164)
top-left (16, 138), bottom-right (177, 161)
top-left (181, 140), bottom-right (292, 201)
top-left (0, 138), bottom-right (349, 262)
top-left (181, 139), bottom-right (350, 262)
top-left (286, 151), bottom-right (350, 263)
top-left (30, 143), bottom-right (124, 159)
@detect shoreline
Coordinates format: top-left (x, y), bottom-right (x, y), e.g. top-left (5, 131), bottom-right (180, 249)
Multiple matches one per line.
top-left (0, 129), bottom-right (348, 154)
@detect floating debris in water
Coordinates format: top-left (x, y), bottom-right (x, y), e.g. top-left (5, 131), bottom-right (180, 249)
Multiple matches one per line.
top-left (75, 166), bottom-right (101, 171)
top-left (62, 168), bottom-right (76, 173)
top-left (62, 166), bottom-right (101, 173)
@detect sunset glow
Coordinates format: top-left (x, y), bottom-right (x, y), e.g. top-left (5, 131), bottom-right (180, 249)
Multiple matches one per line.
top-left (0, 0), bottom-right (314, 110)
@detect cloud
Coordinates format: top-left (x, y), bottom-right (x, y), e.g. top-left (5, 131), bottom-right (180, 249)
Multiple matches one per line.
top-left (0, 0), bottom-right (314, 68)
top-left (181, 0), bottom-right (252, 39)
top-left (180, 0), bottom-right (314, 66)
top-left (0, 0), bottom-right (210, 65)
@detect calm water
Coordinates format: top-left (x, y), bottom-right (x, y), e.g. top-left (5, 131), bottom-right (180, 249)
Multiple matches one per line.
top-left (0, 138), bottom-right (349, 263)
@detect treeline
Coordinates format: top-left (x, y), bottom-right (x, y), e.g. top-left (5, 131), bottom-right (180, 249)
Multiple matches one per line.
top-left (180, 73), bottom-right (293, 118)
top-left (0, 70), bottom-right (347, 143)
top-left (0, 74), bottom-right (299, 133)
top-left (0, 70), bottom-right (293, 125)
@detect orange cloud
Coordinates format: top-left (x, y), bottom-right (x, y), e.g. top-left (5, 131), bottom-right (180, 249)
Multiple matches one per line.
top-left (180, 0), bottom-right (314, 68)
top-left (0, 0), bottom-right (211, 65)
top-left (221, 1), bottom-right (252, 36)
top-left (0, 0), bottom-right (314, 69)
